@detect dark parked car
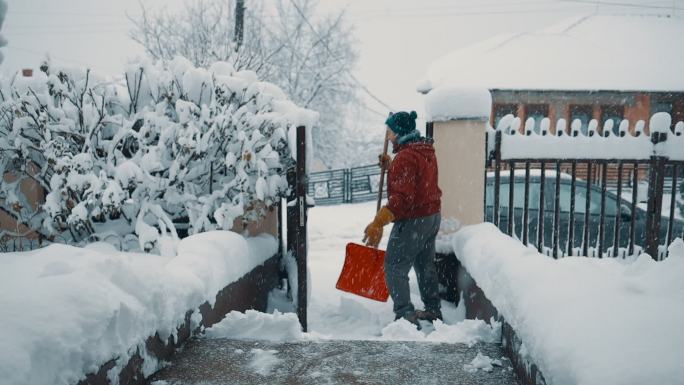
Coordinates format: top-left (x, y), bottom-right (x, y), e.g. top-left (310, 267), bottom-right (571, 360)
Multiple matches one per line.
top-left (485, 172), bottom-right (684, 255)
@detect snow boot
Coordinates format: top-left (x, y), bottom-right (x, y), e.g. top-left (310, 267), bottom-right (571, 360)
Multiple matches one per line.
top-left (415, 309), bottom-right (443, 322)
top-left (395, 311), bottom-right (422, 330)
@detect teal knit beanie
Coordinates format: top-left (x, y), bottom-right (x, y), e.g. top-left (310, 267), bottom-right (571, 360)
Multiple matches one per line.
top-left (385, 111), bottom-right (418, 136)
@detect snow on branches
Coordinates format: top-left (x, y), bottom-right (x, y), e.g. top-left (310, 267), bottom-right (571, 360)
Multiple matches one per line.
top-left (0, 56), bottom-right (317, 253)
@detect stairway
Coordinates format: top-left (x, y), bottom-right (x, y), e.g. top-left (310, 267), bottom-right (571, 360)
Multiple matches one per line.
top-left (150, 338), bottom-right (518, 385)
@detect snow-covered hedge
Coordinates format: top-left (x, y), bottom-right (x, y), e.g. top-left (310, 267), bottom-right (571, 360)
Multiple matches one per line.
top-left (0, 57), bottom-right (317, 252)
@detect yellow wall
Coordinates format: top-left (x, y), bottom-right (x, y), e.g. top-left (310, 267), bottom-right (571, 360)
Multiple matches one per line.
top-left (433, 119), bottom-right (486, 229)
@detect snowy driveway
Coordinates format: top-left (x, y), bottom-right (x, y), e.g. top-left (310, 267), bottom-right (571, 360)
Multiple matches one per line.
top-left (154, 202), bottom-right (518, 385)
top-left (292, 201), bottom-right (465, 339)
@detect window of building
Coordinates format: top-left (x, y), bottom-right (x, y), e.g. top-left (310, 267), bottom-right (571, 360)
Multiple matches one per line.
top-left (493, 104), bottom-right (517, 129)
top-left (651, 100), bottom-right (673, 115)
top-left (601, 105), bottom-right (624, 136)
top-left (570, 105), bottom-right (593, 136)
top-left (526, 104), bottom-right (549, 134)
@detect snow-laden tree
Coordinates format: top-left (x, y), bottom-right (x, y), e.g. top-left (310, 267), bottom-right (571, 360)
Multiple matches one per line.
top-left (0, 56), bottom-right (316, 253)
top-left (130, 0), bottom-right (358, 169)
top-left (0, 0), bottom-right (7, 64)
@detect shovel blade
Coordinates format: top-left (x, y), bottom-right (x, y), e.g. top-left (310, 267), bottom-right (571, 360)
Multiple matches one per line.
top-left (336, 243), bottom-right (390, 302)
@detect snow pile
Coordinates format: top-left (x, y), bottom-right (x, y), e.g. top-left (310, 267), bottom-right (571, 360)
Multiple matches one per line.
top-left (652, 113), bottom-right (684, 161)
top-left (463, 352), bottom-right (502, 373)
top-left (205, 310), bottom-right (304, 342)
top-left (0, 56), bottom-right (317, 252)
top-left (436, 217), bottom-right (462, 254)
top-left (380, 318), bottom-right (500, 345)
top-left (424, 86), bottom-right (491, 122)
top-left (0, 232), bottom-right (277, 385)
top-left (248, 349), bottom-right (282, 376)
top-left (452, 223), bottom-right (684, 385)
top-left (423, 14), bottom-right (684, 92)
top-left (207, 307), bottom-right (498, 346)
top-left (491, 112), bottom-right (683, 160)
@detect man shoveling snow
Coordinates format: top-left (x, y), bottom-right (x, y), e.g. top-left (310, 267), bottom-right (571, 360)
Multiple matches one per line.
top-left (363, 111), bottom-right (443, 329)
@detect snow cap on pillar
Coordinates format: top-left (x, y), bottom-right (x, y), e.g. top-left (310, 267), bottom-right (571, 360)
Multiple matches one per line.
top-left (424, 86), bottom-right (491, 123)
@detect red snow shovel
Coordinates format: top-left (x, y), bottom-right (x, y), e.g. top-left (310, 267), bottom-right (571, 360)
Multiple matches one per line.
top-left (335, 127), bottom-right (391, 302)
top-left (336, 243), bottom-right (389, 302)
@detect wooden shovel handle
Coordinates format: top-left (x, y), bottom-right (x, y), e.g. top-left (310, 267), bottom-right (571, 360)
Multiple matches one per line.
top-left (376, 129), bottom-right (389, 213)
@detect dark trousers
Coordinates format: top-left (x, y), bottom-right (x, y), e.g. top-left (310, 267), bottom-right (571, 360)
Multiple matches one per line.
top-left (384, 213), bottom-right (441, 318)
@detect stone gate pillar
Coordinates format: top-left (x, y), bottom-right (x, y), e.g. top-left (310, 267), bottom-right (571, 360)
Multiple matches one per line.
top-left (425, 86), bottom-right (492, 228)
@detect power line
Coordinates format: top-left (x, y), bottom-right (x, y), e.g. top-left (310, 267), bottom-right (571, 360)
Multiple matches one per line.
top-left (8, 10), bottom-right (140, 17)
top-left (287, 0), bottom-right (395, 113)
top-left (351, 7), bottom-right (583, 20)
top-left (7, 21), bottom-right (131, 30)
top-left (346, 0), bottom-right (560, 16)
top-left (558, 0), bottom-right (683, 10)
top-left (5, 28), bottom-right (129, 37)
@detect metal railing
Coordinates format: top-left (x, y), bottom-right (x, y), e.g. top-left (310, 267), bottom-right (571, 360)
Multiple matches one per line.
top-left (308, 164), bottom-right (387, 205)
top-left (486, 128), bottom-right (684, 260)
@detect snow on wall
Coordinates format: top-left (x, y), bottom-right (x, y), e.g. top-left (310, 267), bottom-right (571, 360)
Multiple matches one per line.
top-left (491, 113), bottom-right (684, 161)
top-left (452, 223), bottom-right (684, 385)
top-left (0, 232), bottom-right (277, 385)
top-left (424, 86), bottom-right (491, 122)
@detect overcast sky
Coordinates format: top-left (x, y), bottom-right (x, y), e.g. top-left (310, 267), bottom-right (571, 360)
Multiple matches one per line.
top-left (1, 0), bottom-right (680, 119)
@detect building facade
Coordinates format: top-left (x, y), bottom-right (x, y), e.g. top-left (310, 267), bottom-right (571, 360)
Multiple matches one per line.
top-left (491, 90), bottom-right (684, 135)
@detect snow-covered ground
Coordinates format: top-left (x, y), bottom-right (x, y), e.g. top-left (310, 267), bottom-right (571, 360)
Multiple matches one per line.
top-left (293, 200), bottom-right (467, 339)
top-left (0, 231), bottom-right (277, 385)
top-left (451, 223), bottom-right (684, 385)
top-left (213, 201), bottom-right (503, 345)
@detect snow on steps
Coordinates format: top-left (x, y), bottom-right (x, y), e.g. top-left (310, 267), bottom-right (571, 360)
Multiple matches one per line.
top-left (150, 339), bottom-right (518, 385)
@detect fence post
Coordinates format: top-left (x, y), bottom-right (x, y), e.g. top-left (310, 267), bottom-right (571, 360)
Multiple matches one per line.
top-left (644, 130), bottom-right (668, 260)
top-left (493, 131), bottom-right (502, 228)
top-left (345, 168), bottom-right (352, 203)
top-left (426, 121), bottom-right (434, 139)
top-left (430, 87), bottom-right (491, 229)
top-left (295, 125), bottom-right (308, 331)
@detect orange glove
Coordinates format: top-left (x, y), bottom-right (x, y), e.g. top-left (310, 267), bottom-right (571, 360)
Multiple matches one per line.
top-left (378, 154), bottom-right (392, 169)
top-left (363, 206), bottom-right (395, 248)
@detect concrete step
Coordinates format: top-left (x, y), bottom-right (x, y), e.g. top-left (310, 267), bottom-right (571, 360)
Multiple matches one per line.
top-left (150, 339), bottom-right (518, 385)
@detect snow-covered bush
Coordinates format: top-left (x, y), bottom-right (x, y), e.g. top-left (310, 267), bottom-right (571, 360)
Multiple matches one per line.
top-left (131, 0), bottom-right (360, 169)
top-left (0, 0), bottom-right (7, 64)
top-left (0, 56), bottom-right (317, 252)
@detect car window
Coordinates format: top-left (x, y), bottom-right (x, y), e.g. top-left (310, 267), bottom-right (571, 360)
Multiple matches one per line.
top-left (558, 183), bottom-right (617, 215)
top-left (486, 181), bottom-right (540, 209)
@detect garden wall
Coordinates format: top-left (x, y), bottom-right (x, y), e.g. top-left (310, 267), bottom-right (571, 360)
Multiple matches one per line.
top-left (78, 253), bottom-right (280, 385)
top-left (436, 252), bottom-right (546, 385)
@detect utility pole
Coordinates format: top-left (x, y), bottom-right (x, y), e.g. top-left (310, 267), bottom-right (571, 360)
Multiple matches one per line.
top-left (234, 0), bottom-right (245, 51)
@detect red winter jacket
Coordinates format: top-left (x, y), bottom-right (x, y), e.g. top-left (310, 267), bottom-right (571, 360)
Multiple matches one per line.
top-left (387, 140), bottom-right (442, 221)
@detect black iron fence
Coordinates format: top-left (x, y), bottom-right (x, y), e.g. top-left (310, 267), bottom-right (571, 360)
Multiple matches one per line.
top-left (308, 164), bottom-right (386, 205)
top-left (485, 116), bottom-right (684, 260)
